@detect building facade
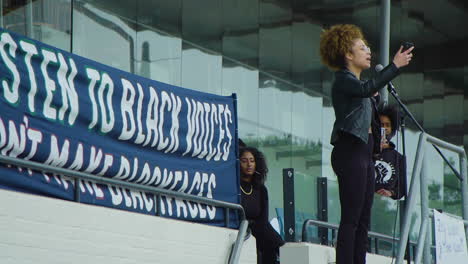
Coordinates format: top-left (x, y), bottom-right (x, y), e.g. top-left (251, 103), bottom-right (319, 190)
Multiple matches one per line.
top-left (2, 0), bottom-right (467, 256)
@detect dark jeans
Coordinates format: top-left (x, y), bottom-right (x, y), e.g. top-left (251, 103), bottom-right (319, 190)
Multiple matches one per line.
top-left (331, 133), bottom-right (375, 264)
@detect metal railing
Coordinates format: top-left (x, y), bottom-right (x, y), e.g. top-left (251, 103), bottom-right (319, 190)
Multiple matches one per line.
top-left (301, 218), bottom-right (419, 260)
top-left (0, 154), bottom-right (249, 264)
top-left (396, 132), bottom-right (468, 264)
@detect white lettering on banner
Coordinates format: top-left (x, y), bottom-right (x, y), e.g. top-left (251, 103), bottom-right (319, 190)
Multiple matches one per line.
top-left (97, 73), bottom-right (115, 133)
top-left (167, 93), bottom-right (181, 153)
top-left (86, 69), bottom-right (115, 133)
top-left (0, 120), bottom-right (115, 197)
top-left (110, 155), bottom-right (217, 219)
top-left (114, 79), bottom-right (233, 161)
top-left (183, 99), bottom-right (233, 161)
top-left (19, 40), bottom-right (39, 113)
top-left (134, 83), bottom-right (145, 144)
top-left (68, 143), bottom-right (84, 171)
top-left (0, 31), bottom-right (234, 161)
top-left (108, 187), bottom-right (155, 212)
top-left (41, 137), bottom-right (111, 197)
top-left (0, 33), bottom-right (79, 125)
top-left (43, 135), bottom-right (69, 182)
top-left (0, 32), bottom-right (234, 223)
top-left (0, 116), bottom-right (43, 175)
top-left (56, 53), bottom-right (79, 125)
top-left (41, 49), bottom-right (58, 120)
top-left (143, 87), bottom-right (159, 147)
top-left (119, 78), bottom-right (136, 140)
top-left (156, 91), bottom-right (171, 151)
top-left (86, 68), bottom-right (101, 130)
top-left (0, 32), bottom-right (20, 104)
top-left (2, 119), bottom-right (27, 158)
top-left (0, 117), bottom-right (220, 220)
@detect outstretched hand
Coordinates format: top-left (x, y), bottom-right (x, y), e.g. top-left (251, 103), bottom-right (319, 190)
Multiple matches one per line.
top-left (393, 46), bottom-right (414, 68)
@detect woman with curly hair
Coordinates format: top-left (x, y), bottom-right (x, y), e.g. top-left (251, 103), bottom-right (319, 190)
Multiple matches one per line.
top-left (239, 146), bottom-right (284, 264)
top-left (319, 24), bottom-right (413, 264)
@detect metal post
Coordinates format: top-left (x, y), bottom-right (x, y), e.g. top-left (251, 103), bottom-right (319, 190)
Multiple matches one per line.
top-left (74, 178), bottom-right (80, 202)
top-left (396, 133), bottom-right (427, 264)
top-left (317, 177), bottom-right (328, 244)
top-left (460, 154), bottom-right (468, 239)
top-left (421, 150), bottom-right (431, 264)
top-left (283, 168), bottom-right (295, 242)
top-left (414, 219), bottom-right (428, 264)
top-left (225, 208), bottom-right (230, 228)
top-left (228, 219), bottom-right (249, 264)
top-left (379, 0), bottom-right (391, 106)
top-left (25, 0), bottom-right (34, 38)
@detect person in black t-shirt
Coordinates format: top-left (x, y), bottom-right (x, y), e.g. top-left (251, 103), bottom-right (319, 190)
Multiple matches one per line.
top-left (239, 146), bottom-right (284, 264)
top-left (375, 105), bottom-right (407, 199)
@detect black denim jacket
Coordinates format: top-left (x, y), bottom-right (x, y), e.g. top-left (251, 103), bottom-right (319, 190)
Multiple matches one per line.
top-left (330, 63), bottom-right (400, 146)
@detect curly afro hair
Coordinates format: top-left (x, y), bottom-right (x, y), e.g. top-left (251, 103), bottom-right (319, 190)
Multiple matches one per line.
top-left (379, 105), bottom-right (400, 138)
top-left (319, 24), bottom-right (367, 71)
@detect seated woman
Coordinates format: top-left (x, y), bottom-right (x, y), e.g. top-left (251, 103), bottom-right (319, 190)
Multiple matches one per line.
top-left (239, 146), bottom-right (285, 264)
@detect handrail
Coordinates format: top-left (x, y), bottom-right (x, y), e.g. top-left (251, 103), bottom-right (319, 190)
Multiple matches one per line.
top-left (302, 218), bottom-right (420, 258)
top-left (396, 132), bottom-right (468, 264)
top-left (302, 218), bottom-right (414, 244)
top-left (0, 154), bottom-right (248, 264)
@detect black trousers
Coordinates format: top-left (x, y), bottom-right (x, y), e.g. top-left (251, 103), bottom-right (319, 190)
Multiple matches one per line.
top-left (331, 133), bottom-right (375, 264)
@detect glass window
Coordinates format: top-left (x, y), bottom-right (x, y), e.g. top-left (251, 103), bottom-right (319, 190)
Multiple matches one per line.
top-left (78, 0), bottom-right (137, 22)
top-left (3, 0), bottom-right (71, 51)
top-left (182, 0), bottom-right (222, 53)
top-left (136, 0), bottom-right (181, 36)
top-left (135, 26), bottom-right (182, 86)
top-left (181, 42), bottom-right (222, 95)
top-left (291, 89), bottom-right (324, 240)
top-left (259, 0), bottom-right (292, 81)
top-left (221, 59), bottom-right (259, 143)
top-left (257, 73), bottom-right (292, 228)
top-left (72, 1), bottom-right (136, 72)
top-left (222, 0), bottom-right (259, 68)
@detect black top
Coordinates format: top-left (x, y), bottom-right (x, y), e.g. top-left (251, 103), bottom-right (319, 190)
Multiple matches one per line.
top-left (240, 181), bottom-right (284, 251)
top-left (374, 142), bottom-right (407, 200)
top-left (331, 63), bottom-right (400, 144)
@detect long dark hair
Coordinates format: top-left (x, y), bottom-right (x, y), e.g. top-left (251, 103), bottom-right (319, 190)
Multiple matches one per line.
top-left (239, 146), bottom-right (268, 186)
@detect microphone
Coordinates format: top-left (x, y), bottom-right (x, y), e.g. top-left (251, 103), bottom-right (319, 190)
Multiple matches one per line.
top-left (375, 64), bottom-right (396, 92)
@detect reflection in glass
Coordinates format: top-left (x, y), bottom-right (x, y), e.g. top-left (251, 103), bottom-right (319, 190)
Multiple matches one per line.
top-left (259, 0), bottom-right (292, 81)
top-left (257, 73), bottom-right (292, 235)
top-left (291, 89), bottom-right (323, 240)
top-left (221, 59), bottom-right (259, 143)
top-left (3, 0), bottom-right (71, 50)
top-left (182, 0), bottom-right (222, 52)
top-left (135, 27), bottom-right (182, 86)
top-left (136, 0), bottom-right (181, 36)
top-left (73, 1), bottom-right (135, 72)
top-left (181, 42), bottom-right (222, 95)
top-left (222, 0), bottom-right (259, 68)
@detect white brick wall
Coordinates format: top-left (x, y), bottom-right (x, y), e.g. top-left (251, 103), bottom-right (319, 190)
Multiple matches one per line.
top-left (0, 189), bottom-right (256, 264)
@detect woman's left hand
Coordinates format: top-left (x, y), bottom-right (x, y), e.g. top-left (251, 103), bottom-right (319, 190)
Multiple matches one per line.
top-left (393, 46), bottom-right (414, 68)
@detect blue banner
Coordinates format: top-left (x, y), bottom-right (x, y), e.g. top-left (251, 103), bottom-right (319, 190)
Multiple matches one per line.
top-left (0, 28), bottom-right (239, 227)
